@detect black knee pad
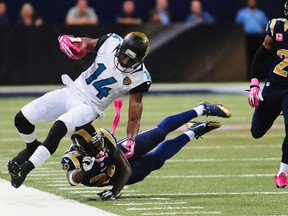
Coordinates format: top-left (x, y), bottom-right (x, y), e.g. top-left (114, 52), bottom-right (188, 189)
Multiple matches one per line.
top-left (14, 111), bottom-right (35, 134)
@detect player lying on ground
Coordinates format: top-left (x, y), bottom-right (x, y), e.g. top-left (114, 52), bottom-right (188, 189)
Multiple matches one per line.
top-left (61, 102), bottom-right (231, 200)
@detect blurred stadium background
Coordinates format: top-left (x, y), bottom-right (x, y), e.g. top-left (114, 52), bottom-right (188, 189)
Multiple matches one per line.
top-left (0, 0), bottom-right (286, 85)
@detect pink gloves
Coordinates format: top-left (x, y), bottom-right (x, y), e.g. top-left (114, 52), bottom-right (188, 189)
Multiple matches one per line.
top-left (58, 35), bottom-right (81, 59)
top-left (122, 139), bottom-right (135, 159)
top-left (248, 78), bottom-right (263, 108)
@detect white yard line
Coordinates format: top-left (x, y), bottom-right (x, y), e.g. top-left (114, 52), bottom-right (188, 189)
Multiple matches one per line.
top-left (123, 191), bottom-right (288, 197)
top-left (0, 178), bottom-right (117, 216)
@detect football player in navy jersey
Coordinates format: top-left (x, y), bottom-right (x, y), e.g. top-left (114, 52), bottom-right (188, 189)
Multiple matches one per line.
top-left (248, 1), bottom-right (288, 188)
top-left (61, 102), bottom-right (231, 200)
top-left (7, 32), bottom-right (151, 189)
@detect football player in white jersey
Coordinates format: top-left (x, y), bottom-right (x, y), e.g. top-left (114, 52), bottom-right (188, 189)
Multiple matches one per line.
top-left (7, 32), bottom-right (152, 189)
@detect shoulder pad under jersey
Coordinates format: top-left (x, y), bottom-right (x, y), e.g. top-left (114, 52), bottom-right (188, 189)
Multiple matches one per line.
top-left (61, 151), bottom-right (83, 171)
top-left (266, 18), bottom-right (288, 37)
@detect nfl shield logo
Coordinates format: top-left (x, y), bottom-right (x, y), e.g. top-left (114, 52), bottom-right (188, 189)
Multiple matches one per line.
top-left (276, 33), bottom-right (283, 41)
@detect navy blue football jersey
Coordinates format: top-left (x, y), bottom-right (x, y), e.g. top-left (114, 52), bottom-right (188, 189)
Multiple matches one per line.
top-left (266, 18), bottom-right (288, 87)
top-left (61, 128), bottom-right (118, 187)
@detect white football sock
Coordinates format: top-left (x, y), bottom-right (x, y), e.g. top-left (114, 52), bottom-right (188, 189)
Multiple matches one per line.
top-left (29, 146), bottom-right (51, 168)
top-left (194, 105), bottom-right (204, 116)
top-left (278, 162), bottom-right (288, 176)
top-left (184, 130), bottom-right (195, 141)
top-left (19, 129), bottom-right (37, 143)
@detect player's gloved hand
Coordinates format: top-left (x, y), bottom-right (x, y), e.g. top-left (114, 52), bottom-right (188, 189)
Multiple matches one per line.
top-left (97, 190), bottom-right (118, 201)
top-left (121, 139), bottom-right (135, 159)
top-left (58, 35), bottom-right (81, 59)
top-left (95, 151), bottom-right (107, 163)
top-left (81, 156), bottom-right (96, 172)
top-left (248, 78), bottom-right (263, 108)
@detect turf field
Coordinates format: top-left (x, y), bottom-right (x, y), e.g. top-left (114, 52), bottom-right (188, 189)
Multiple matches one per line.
top-left (0, 94), bottom-right (288, 215)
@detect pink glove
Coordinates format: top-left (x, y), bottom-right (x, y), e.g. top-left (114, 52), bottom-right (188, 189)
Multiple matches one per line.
top-left (58, 35), bottom-right (81, 59)
top-left (248, 78), bottom-right (263, 108)
top-left (122, 139), bottom-right (135, 159)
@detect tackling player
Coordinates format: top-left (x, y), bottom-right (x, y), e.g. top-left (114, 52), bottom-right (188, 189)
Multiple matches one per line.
top-left (61, 102), bottom-right (231, 200)
top-left (8, 32), bottom-right (151, 188)
top-left (247, 1), bottom-right (288, 188)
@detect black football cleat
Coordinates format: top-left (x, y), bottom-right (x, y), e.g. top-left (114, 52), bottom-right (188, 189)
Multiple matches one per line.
top-left (198, 102), bottom-right (232, 118)
top-left (7, 160), bottom-right (27, 188)
top-left (187, 120), bottom-right (221, 139)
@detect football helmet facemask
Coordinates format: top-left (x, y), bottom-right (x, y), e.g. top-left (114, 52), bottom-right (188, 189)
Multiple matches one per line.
top-left (114, 32), bottom-right (150, 73)
top-left (71, 126), bottom-right (106, 157)
top-left (285, 1), bottom-right (288, 18)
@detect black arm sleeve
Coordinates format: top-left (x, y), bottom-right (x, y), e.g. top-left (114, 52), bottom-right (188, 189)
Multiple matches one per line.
top-left (250, 45), bottom-right (273, 79)
top-left (129, 82), bottom-right (151, 94)
top-left (95, 34), bottom-right (110, 52)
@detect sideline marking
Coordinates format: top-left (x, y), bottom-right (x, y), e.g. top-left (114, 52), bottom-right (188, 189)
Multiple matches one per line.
top-left (0, 178), bottom-right (117, 216)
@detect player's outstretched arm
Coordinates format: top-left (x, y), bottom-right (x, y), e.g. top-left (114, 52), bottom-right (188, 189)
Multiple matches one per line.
top-left (111, 148), bottom-right (132, 197)
top-left (248, 35), bottom-right (273, 108)
top-left (127, 93), bottom-right (143, 140)
top-left (122, 92), bottom-right (144, 159)
top-left (97, 148), bottom-right (131, 200)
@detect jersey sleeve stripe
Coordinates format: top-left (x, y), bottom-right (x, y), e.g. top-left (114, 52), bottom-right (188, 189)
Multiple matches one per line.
top-left (63, 153), bottom-right (81, 169)
top-left (285, 20), bottom-right (288, 32)
top-left (100, 128), bottom-right (117, 147)
top-left (269, 19), bottom-right (277, 37)
top-left (74, 129), bottom-right (92, 143)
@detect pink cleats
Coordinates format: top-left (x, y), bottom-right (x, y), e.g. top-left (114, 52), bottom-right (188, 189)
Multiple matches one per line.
top-left (274, 172), bottom-right (288, 188)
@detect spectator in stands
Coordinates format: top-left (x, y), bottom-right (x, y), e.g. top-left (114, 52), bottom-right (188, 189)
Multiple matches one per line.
top-left (0, 1), bottom-right (10, 26)
top-left (148, 0), bottom-right (172, 25)
top-left (236, 0), bottom-right (268, 35)
top-left (185, 0), bottom-right (214, 25)
top-left (116, 0), bottom-right (142, 25)
top-left (66, 0), bottom-right (98, 25)
top-left (235, 0), bottom-right (268, 79)
top-left (17, 3), bottom-right (43, 27)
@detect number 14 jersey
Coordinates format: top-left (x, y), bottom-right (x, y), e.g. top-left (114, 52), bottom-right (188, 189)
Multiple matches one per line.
top-left (71, 33), bottom-right (152, 114)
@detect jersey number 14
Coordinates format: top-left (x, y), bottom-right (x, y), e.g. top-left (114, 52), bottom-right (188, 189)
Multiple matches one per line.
top-left (86, 63), bottom-right (117, 99)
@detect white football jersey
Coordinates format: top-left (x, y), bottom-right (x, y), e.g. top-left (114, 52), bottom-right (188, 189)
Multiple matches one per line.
top-left (66, 33), bottom-right (152, 113)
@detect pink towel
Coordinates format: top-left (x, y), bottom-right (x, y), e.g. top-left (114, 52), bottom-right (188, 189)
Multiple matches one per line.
top-left (112, 99), bottom-right (124, 135)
